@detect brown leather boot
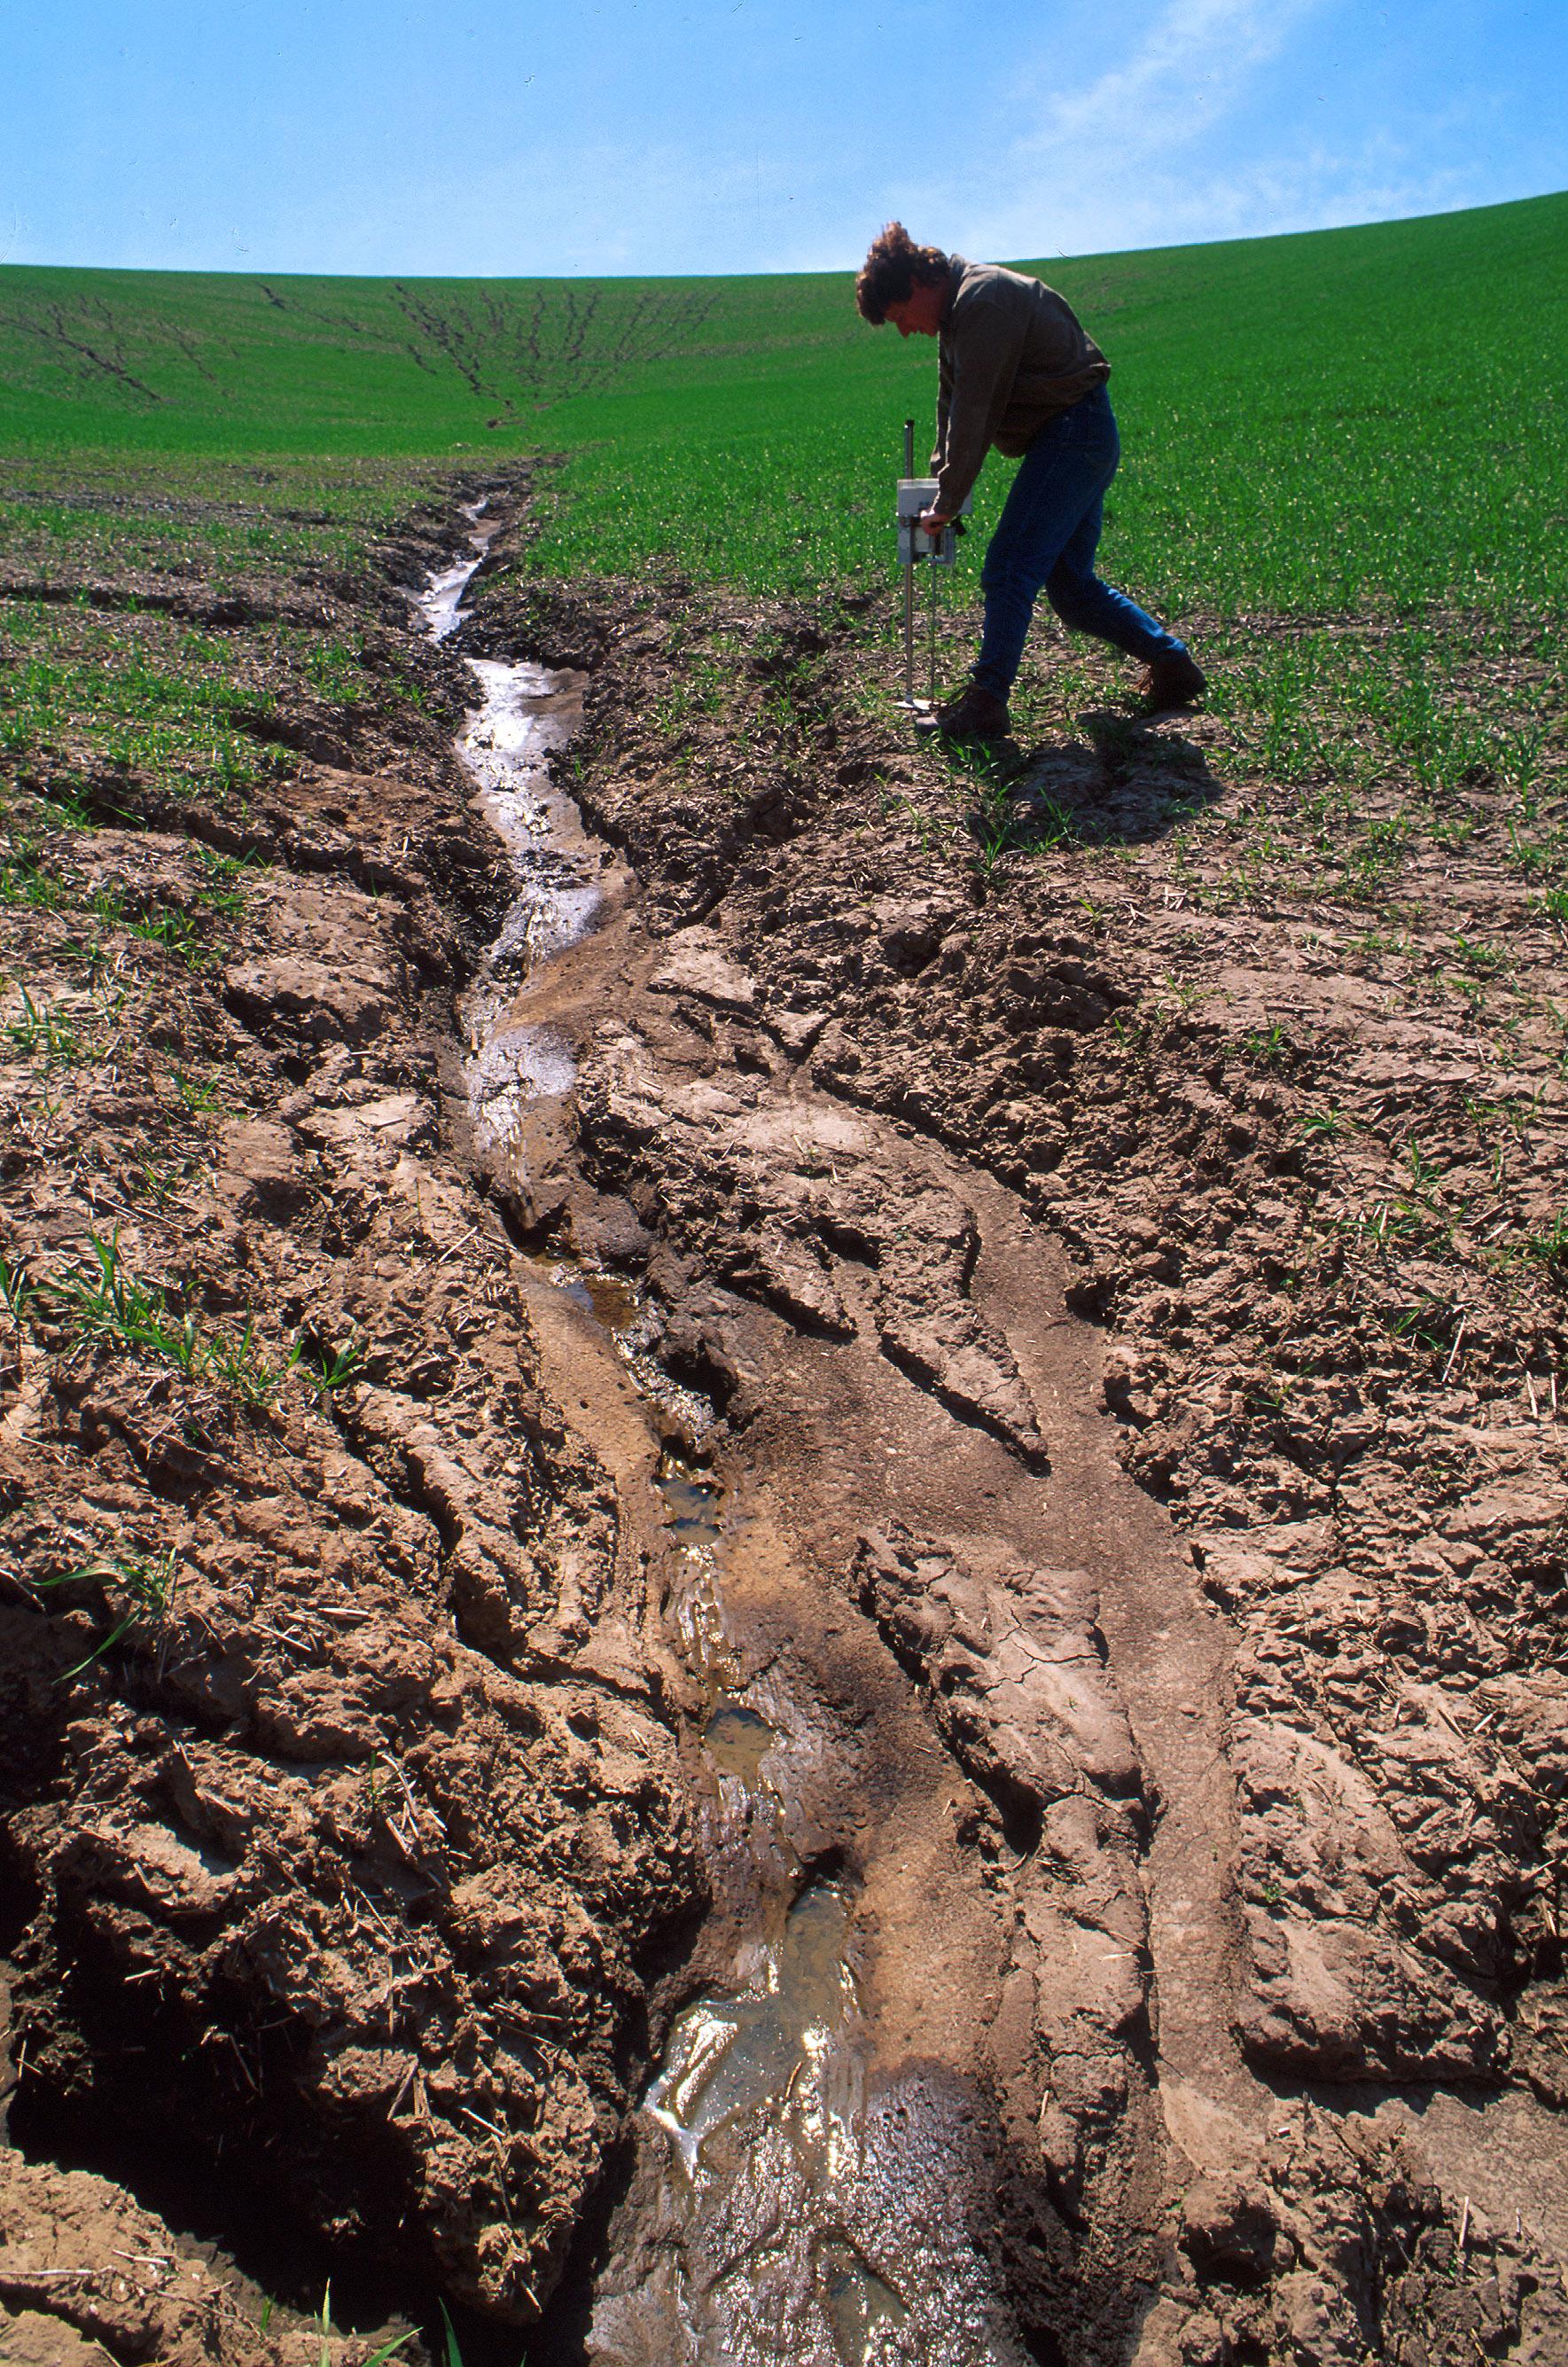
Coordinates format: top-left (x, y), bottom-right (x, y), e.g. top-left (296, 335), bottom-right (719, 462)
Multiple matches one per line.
top-left (920, 681), bottom-right (1010, 739)
top-left (1137, 652), bottom-right (1207, 709)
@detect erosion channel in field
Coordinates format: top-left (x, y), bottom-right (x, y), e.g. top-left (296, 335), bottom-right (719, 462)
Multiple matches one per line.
top-left (425, 513), bottom-right (1031, 2364)
top-left (423, 503), bottom-right (1568, 2367)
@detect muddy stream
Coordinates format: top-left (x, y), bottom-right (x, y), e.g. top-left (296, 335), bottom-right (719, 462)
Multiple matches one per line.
top-left (420, 520), bottom-right (1021, 2364)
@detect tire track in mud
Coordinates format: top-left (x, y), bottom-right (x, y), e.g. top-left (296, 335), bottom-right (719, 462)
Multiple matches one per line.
top-left (424, 537), bottom-right (1138, 2355)
top-left (436, 534), bottom-right (1062, 2361)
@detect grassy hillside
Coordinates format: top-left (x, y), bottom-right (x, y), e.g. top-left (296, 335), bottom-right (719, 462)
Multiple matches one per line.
top-left (2, 191), bottom-right (1565, 621)
top-left (1, 194), bottom-right (1564, 834)
top-left (532, 192), bottom-right (1568, 621)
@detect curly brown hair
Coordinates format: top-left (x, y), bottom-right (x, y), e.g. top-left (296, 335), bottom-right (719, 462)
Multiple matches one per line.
top-left (855, 223), bottom-right (951, 324)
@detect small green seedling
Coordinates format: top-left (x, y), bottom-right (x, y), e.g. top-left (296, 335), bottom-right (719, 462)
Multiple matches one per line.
top-left (1518, 1212), bottom-right (1568, 1272)
top-left (316, 1338), bottom-right (365, 1394)
top-left (0, 1248), bottom-right (35, 1327)
top-left (313, 2277), bottom-right (413, 2367)
top-left (1298, 1105), bottom-right (1345, 1140)
top-left (294, 1331), bottom-right (365, 1402)
top-left (35, 1544), bottom-right (180, 1679)
top-left (174, 1069), bottom-right (223, 1114)
top-left (1243, 1023), bottom-right (1290, 1069)
top-left (43, 1232), bottom-right (202, 1373)
top-left (4, 987), bottom-right (80, 1066)
top-left (1451, 934), bottom-right (1509, 976)
top-left (1405, 1141), bottom-right (1442, 1196)
top-left (19, 1232), bottom-right (293, 1410)
top-left (204, 1316), bottom-right (292, 1411)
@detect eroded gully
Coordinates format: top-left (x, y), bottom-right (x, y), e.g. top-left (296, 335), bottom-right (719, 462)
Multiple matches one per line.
top-left (417, 516), bottom-right (1278, 2366)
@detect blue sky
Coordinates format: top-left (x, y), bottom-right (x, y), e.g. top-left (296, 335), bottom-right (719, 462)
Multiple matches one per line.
top-left (6, 0), bottom-right (1565, 276)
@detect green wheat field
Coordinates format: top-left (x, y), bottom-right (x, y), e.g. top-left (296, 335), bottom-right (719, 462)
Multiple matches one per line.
top-left (1, 189), bottom-right (1564, 817)
top-left (3, 191), bottom-right (1564, 606)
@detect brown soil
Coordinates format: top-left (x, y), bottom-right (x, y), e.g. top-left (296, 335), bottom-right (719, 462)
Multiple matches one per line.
top-left (0, 486), bottom-right (700, 2363)
top-left (3, 491), bottom-right (1565, 2364)
top-left (471, 556), bottom-right (1568, 2361)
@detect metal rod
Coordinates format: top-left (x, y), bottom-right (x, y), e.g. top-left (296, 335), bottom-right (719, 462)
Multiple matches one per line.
top-left (902, 418), bottom-right (916, 706)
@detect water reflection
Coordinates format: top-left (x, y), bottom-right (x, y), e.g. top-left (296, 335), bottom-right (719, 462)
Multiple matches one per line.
top-left (646, 1882), bottom-right (861, 2188)
top-left (705, 1699), bottom-right (776, 1787)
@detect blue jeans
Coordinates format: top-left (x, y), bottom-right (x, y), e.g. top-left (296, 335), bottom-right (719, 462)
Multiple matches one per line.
top-left (973, 385), bottom-right (1187, 699)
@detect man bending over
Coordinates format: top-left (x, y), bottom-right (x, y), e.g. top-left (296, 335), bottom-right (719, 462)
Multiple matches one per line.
top-left (856, 223), bottom-right (1205, 739)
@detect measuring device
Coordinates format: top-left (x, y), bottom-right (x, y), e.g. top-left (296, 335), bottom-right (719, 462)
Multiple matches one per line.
top-left (896, 417), bottom-right (970, 715)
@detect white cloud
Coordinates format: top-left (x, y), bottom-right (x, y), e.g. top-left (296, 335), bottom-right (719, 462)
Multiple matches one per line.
top-left (887, 0), bottom-right (1509, 264)
top-left (1022, 0), bottom-right (1324, 155)
top-left (962, 141), bottom-right (1476, 267)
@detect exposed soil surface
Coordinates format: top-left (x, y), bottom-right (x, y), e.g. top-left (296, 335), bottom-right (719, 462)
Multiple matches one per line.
top-left (3, 486), bottom-right (1565, 2364)
top-left (1, 480), bottom-right (700, 2363)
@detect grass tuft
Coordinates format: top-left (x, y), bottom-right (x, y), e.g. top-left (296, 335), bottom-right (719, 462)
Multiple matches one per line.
top-left (33, 1543), bottom-right (180, 1677)
top-left (13, 1230), bottom-right (299, 1407)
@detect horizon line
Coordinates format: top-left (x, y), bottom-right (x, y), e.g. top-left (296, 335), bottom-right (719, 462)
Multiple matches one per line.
top-left (1, 184), bottom-right (1563, 289)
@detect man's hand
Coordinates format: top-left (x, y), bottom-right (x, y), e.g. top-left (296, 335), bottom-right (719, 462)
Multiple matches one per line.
top-left (918, 508), bottom-right (952, 535)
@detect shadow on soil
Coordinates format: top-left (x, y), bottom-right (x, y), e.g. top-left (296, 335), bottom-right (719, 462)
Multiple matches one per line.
top-left (9, 2066), bottom-right (523, 2366)
top-left (943, 708), bottom-right (1225, 861)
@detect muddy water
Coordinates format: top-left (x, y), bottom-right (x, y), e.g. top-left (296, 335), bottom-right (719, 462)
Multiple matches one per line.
top-left (595, 1476), bottom-right (1017, 2367)
top-left (452, 657), bottom-right (602, 1155)
top-left (643, 1879), bottom-right (859, 2189)
top-left (417, 504), bottom-right (604, 1157)
top-left (418, 525), bottom-right (1019, 2366)
top-left (422, 505), bottom-right (491, 639)
top-left (705, 1698), bottom-right (776, 1785)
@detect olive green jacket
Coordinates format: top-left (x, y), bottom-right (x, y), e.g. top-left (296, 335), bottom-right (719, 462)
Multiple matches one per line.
top-left (932, 257), bottom-right (1110, 516)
